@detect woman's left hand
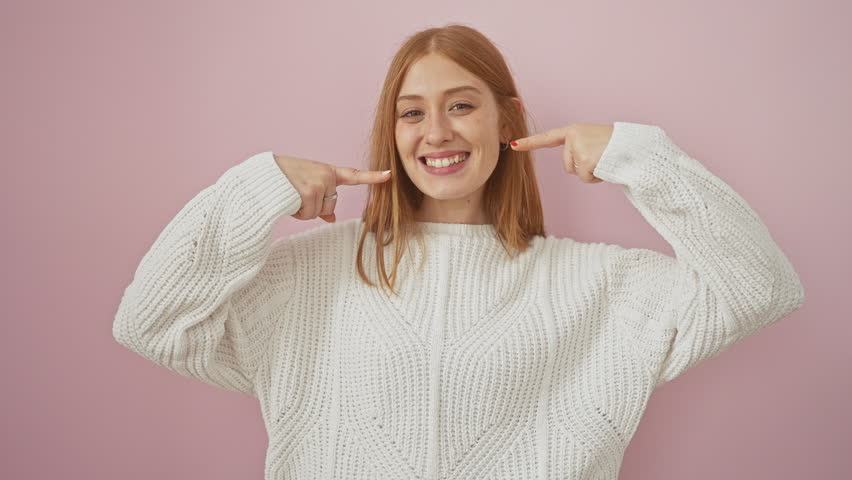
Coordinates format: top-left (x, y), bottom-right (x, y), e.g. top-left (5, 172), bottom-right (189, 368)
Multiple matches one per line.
top-left (509, 123), bottom-right (614, 184)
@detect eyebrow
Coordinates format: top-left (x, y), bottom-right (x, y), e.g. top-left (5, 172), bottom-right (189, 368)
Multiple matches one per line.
top-left (396, 85), bottom-right (482, 103)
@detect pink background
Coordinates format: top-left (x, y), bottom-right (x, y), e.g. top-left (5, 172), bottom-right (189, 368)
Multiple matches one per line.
top-left (2, 0), bottom-right (848, 478)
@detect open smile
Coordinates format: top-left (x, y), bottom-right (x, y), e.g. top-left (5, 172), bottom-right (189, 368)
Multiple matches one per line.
top-left (418, 152), bottom-right (470, 175)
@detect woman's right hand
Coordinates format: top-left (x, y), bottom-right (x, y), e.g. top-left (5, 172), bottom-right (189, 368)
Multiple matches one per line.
top-left (273, 154), bottom-right (391, 223)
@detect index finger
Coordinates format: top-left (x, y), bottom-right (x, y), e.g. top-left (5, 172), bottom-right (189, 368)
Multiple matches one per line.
top-left (335, 166), bottom-right (392, 186)
top-left (510, 126), bottom-right (570, 151)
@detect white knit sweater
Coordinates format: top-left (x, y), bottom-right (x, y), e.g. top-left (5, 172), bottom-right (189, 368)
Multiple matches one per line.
top-left (113, 121), bottom-right (805, 479)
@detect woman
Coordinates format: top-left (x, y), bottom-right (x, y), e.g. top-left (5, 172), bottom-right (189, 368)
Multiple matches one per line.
top-left (113, 24), bottom-right (804, 479)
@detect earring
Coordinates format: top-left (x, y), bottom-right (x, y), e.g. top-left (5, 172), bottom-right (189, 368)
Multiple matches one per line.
top-left (499, 140), bottom-right (510, 151)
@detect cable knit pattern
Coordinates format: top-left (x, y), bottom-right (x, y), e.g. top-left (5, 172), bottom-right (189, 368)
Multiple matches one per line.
top-left (113, 122), bottom-right (804, 479)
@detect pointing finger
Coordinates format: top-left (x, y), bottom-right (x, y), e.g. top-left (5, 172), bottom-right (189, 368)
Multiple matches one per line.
top-left (510, 126), bottom-right (569, 151)
top-left (335, 166), bottom-right (392, 186)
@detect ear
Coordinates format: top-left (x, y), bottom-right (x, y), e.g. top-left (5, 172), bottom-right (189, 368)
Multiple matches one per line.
top-left (511, 97), bottom-right (524, 117)
top-left (500, 97), bottom-right (524, 141)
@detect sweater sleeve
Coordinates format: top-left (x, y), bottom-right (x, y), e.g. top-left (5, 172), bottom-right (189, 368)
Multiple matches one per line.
top-left (594, 122), bottom-right (805, 389)
top-left (112, 151), bottom-right (303, 397)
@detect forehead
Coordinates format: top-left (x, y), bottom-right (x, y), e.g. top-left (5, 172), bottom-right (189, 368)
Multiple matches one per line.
top-left (397, 54), bottom-right (486, 101)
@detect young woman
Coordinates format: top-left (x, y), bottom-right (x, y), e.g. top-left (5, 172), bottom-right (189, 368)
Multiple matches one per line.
top-left (113, 24), bottom-right (804, 480)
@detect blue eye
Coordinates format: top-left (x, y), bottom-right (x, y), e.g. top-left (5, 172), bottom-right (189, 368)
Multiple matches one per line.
top-left (400, 103), bottom-right (473, 119)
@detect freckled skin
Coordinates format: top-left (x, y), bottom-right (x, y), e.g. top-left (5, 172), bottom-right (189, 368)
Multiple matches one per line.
top-left (395, 53), bottom-right (521, 224)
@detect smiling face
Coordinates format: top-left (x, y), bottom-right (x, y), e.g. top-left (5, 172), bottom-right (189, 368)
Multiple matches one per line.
top-left (395, 53), bottom-right (509, 223)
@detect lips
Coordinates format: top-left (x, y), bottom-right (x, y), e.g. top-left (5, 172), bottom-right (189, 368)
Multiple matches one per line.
top-left (418, 151), bottom-right (470, 164)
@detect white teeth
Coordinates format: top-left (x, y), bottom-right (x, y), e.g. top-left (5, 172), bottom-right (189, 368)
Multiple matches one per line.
top-left (424, 152), bottom-right (469, 168)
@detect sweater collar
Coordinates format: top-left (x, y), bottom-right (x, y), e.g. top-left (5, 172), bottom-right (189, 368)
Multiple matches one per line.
top-left (415, 221), bottom-right (497, 238)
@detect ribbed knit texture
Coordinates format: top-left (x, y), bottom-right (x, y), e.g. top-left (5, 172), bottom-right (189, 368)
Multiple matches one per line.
top-left (113, 122), bottom-right (805, 479)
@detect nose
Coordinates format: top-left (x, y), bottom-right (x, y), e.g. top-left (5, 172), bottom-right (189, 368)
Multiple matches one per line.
top-left (425, 111), bottom-right (454, 145)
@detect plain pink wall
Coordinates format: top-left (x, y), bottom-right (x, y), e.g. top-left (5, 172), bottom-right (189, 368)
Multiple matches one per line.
top-left (2, 0), bottom-right (848, 478)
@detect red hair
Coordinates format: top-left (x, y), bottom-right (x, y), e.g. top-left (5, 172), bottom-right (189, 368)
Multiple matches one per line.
top-left (356, 23), bottom-right (546, 295)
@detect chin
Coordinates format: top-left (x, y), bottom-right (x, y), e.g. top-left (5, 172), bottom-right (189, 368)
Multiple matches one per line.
top-left (421, 183), bottom-right (478, 200)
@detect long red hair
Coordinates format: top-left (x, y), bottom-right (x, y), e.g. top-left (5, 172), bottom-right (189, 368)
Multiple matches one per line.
top-left (356, 23), bottom-right (546, 295)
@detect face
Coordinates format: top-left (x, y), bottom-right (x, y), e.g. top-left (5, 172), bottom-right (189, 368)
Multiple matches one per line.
top-left (395, 53), bottom-right (510, 219)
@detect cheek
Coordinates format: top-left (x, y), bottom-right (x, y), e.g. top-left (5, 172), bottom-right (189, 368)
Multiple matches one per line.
top-left (475, 146), bottom-right (501, 177)
top-left (395, 131), bottom-right (416, 154)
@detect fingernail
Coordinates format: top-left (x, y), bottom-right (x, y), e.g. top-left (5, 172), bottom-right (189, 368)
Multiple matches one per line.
top-left (382, 170), bottom-right (391, 175)
top-left (510, 141), bottom-right (518, 146)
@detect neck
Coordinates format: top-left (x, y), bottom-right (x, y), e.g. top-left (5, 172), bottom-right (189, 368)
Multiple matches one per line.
top-left (414, 191), bottom-right (487, 225)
